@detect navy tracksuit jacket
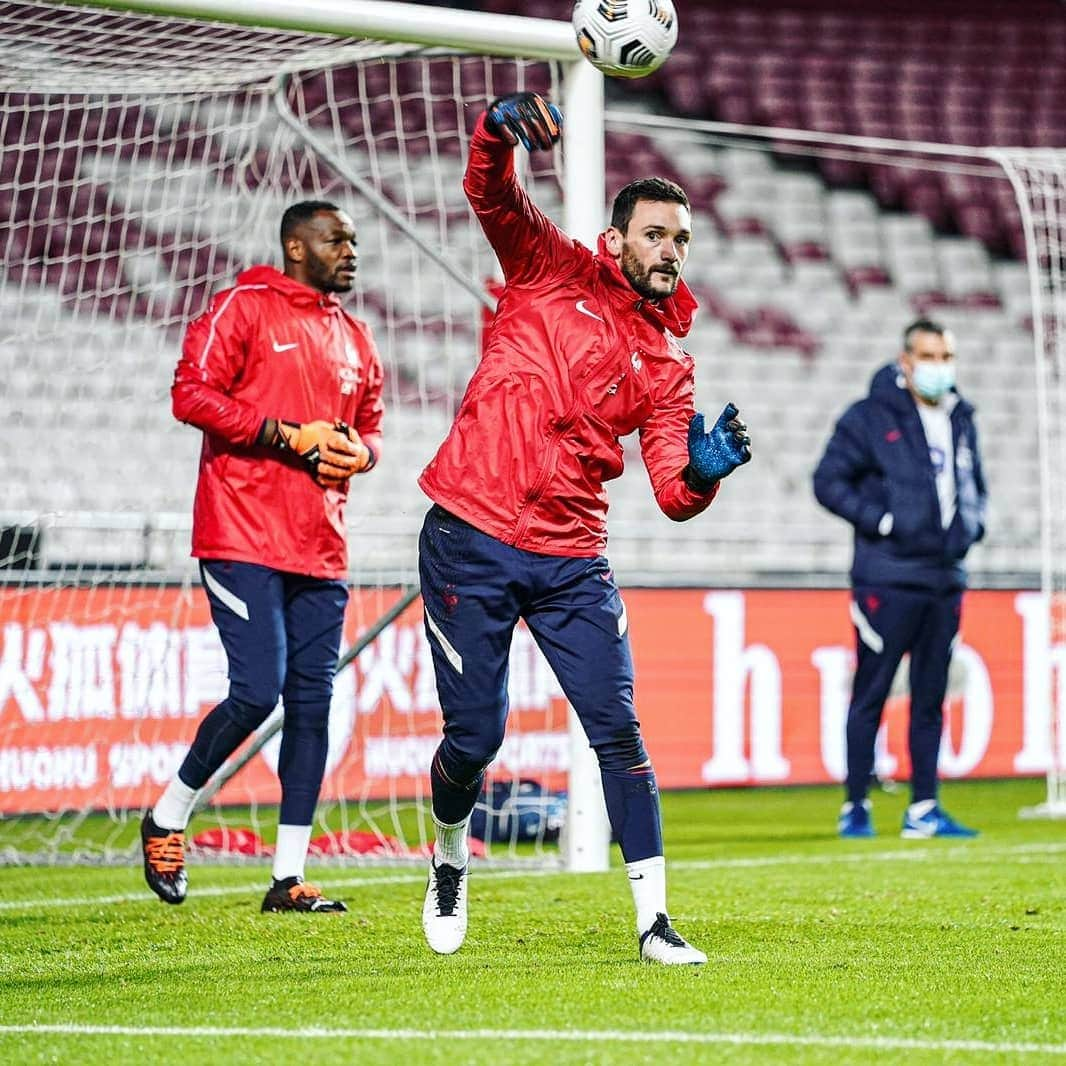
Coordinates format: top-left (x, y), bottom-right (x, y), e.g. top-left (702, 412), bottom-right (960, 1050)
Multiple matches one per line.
top-left (814, 363), bottom-right (987, 592)
top-left (813, 363), bottom-right (988, 802)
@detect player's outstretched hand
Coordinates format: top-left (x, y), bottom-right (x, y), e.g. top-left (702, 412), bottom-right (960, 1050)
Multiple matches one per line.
top-left (272, 419), bottom-right (371, 486)
top-left (685, 403), bottom-right (752, 489)
top-left (485, 92), bottom-right (563, 151)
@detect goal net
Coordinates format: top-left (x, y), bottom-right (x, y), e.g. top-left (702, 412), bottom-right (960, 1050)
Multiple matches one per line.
top-left (0, 0), bottom-right (608, 865)
top-left (598, 108), bottom-right (1066, 817)
top-left (6, 0), bottom-right (1065, 875)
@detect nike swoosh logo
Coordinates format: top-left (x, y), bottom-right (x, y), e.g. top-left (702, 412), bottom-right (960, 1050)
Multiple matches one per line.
top-left (575, 300), bottom-right (603, 322)
top-left (272, 341), bottom-right (298, 352)
top-left (628, 873), bottom-right (644, 881)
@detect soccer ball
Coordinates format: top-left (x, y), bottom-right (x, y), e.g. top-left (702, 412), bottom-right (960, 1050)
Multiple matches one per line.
top-left (572, 0), bottom-right (678, 80)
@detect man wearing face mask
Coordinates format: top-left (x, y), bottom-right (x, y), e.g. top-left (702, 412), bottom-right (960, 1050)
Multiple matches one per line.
top-left (813, 318), bottom-right (987, 840)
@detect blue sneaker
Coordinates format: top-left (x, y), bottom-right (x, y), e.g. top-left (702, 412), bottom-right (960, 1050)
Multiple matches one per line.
top-left (838, 800), bottom-right (875, 838)
top-left (901, 804), bottom-right (979, 839)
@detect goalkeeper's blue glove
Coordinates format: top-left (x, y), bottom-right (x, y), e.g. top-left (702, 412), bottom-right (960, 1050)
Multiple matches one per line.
top-left (683, 402), bottom-right (752, 492)
top-left (485, 92), bottom-right (563, 151)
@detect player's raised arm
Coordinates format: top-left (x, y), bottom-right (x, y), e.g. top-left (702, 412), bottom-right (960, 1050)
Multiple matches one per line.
top-left (463, 91), bottom-right (578, 287)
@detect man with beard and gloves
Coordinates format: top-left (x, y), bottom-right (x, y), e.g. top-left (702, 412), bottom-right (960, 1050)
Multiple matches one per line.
top-left (417, 93), bottom-right (752, 964)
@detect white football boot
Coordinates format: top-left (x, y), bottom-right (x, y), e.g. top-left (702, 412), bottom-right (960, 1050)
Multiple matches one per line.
top-left (639, 913), bottom-right (707, 965)
top-left (422, 858), bottom-right (468, 955)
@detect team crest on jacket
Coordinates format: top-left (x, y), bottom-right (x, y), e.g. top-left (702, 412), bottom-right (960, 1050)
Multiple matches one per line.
top-left (340, 341), bottom-right (362, 395)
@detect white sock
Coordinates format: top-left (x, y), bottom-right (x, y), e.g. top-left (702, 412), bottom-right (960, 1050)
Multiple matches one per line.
top-left (272, 824), bottom-right (313, 881)
top-left (152, 776), bottom-right (198, 831)
top-left (908, 799), bottom-right (937, 819)
top-left (433, 814), bottom-right (471, 869)
top-left (626, 855), bottom-right (667, 935)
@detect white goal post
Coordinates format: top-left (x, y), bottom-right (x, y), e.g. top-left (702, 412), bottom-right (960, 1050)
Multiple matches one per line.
top-left (994, 150), bottom-right (1066, 819)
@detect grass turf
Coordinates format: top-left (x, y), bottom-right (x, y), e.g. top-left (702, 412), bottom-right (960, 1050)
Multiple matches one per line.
top-left (0, 779), bottom-right (1063, 1065)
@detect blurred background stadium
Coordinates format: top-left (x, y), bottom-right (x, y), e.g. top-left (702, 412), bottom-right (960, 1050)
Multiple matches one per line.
top-left (2, 0), bottom-right (1064, 862)
top-left (4, 0), bottom-right (1060, 584)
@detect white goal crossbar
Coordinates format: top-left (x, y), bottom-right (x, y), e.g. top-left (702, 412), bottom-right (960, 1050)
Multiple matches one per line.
top-left (71, 0), bottom-right (582, 59)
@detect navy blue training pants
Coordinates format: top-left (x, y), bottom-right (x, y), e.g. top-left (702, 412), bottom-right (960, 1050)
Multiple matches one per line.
top-left (846, 584), bottom-right (963, 806)
top-left (178, 560), bottom-right (349, 825)
top-left (419, 506), bottom-right (663, 863)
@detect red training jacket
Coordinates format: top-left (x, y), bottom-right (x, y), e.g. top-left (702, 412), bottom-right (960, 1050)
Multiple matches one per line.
top-left (419, 116), bottom-right (718, 557)
top-left (172, 265), bottom-right (384, 579)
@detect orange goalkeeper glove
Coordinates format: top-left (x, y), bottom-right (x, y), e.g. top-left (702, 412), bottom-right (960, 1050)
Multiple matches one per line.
top-left (260, 418), bottom-right (371, 487)
top-left (315, 422), bottom-right (375, 489)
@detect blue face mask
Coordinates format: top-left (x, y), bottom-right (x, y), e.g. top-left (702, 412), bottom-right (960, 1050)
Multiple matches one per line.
top-left (912, 361), bottom-right (956, 402)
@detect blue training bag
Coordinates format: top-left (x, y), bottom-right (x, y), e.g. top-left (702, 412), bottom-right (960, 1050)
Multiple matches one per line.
top-left (469, 778), bottom-right (567, 844)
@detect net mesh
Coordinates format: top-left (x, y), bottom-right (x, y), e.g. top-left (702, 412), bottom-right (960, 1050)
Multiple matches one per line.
top-left (0, 0), bottom-right (573, 863)
top-left (599, 110), bottom-right (1066, 816)
top-left (0, 1), bottom-right (415, 93)
top-left (6, 0), bottom-right (1066, 859)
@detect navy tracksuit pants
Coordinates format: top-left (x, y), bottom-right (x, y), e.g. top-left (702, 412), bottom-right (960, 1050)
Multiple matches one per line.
top-left (846, 584), bottom-right (963, 805)
top-left (418, 505), bottom-right (663, 863)
top-left (177, 560), bottom-right (349, 824)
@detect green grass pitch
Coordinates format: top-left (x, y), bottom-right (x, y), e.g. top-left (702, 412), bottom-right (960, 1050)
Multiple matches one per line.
top-left (1, 779), bottom-right (1063, 1065)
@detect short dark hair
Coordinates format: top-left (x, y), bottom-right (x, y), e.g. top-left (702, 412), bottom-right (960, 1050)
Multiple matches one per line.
top-left (903, 317), bottom-right (947, 351)
top-left (280, 200), bottom-right (342, 244)
top-left (610, 177), bottom-right (689, 233)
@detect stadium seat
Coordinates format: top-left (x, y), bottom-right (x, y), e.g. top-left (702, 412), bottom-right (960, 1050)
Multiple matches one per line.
top-left (2, 9), bottom-right (1057, 583)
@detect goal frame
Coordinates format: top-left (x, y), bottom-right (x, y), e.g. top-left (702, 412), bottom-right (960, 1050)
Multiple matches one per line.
top-left (57, 0), bottom-right (613, 867)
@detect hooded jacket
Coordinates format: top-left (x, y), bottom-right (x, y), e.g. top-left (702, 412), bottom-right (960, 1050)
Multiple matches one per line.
top-left (813, 362), bottom-right (987, 592)
top-left (419, 115), bottom-right (717, 557)
top-left (172, 265), bottom-right (384, 579)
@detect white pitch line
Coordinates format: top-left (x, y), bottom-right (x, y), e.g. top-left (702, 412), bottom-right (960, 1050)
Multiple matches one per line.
top-left (0, 1023), bottom-right (1062, 1056)
top-left (0, 872), bottom-right (422, 911)
top-left (0, 867), bottom-right (547, 912)
top-left (671, 840), bottom-right (1066, 871)
top-left (1, 842), bottom-right (1062, 914)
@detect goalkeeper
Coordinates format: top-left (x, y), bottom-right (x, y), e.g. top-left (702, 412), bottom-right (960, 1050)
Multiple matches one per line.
top-left (418, 94), bottom-right (751, 964)
top-left (140, 201), bottom-right (383, 913)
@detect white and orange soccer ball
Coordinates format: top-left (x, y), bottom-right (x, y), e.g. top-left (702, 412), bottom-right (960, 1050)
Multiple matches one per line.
top-left (572, 0), bottom-right (678, 80)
